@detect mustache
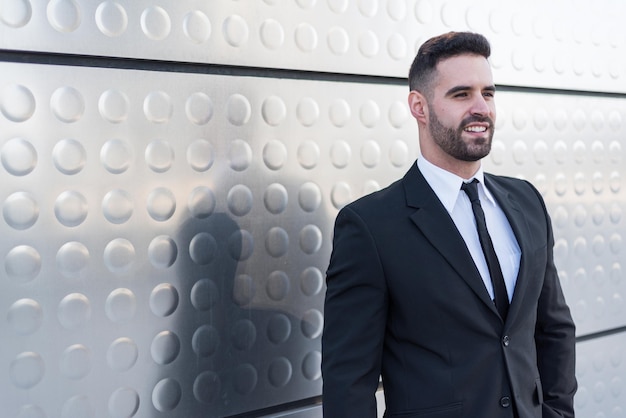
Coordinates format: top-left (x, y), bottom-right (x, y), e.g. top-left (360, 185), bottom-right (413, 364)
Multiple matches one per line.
top-left (460, 115), bottom-right (494, 128)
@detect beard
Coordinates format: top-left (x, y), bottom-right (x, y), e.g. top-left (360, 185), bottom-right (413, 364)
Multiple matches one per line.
top-left (428, 110), bottom-right (494, 162)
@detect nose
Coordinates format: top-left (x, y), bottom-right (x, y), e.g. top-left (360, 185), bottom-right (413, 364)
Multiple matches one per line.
top-left (470, 95), bottom-right (491, 117)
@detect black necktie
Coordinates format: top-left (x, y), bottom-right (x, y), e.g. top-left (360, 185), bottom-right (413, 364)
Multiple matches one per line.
top-left (461, 179), bottom-right (509, 320)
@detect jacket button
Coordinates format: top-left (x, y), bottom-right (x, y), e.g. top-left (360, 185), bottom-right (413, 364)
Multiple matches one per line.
top-left (500, 396), bottom-right (511, 408)
top-left (502, 335), bottom-right (510, 347)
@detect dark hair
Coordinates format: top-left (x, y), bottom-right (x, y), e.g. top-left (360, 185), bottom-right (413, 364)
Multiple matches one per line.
top-left (408, 32), bottom-right (491, 93)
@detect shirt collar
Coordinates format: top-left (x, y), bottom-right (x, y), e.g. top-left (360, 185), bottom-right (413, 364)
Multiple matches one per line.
top-left (416, 157), bottom-right (496, 213)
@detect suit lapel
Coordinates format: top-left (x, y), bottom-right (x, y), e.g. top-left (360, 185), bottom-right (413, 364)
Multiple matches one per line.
top-left (403, 164), bottom-right (497, 314)
top-left (483, 175), bottom-right (533, 322)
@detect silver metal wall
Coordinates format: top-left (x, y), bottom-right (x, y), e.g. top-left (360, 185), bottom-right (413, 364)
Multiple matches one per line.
top-left (0, 1), bottom-right (624, 417)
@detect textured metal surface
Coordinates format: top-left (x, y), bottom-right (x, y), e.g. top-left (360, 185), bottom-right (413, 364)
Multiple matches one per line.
top-left (0, 0), bottom-right (625, 93)
top-left (0, 61), bottom-right (416, 417)
top-left (576, 333), bottom-right (626, 416)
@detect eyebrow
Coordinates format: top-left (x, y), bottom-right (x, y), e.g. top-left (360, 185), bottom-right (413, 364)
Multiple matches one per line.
top-left (445, 85), bottom-right (497, 96)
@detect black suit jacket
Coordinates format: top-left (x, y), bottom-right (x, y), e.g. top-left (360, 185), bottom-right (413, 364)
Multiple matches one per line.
top-left (322, 162), bottom-right (576, 417)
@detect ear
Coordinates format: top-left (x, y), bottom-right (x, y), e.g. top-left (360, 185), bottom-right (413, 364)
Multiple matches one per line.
top-left (408, 90), bottom-right (428, 124)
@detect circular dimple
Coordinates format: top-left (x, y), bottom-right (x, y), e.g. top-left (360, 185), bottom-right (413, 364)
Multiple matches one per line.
top-left (5, 245), bottom-right (41, 283)
top-left (150, 283), bottom-right (179, 317)
top-left (192, 325), bottom-right (220, 357)
top-left (16, 404), bottom-right (45, 418)
top-left (183, 10), bottom-right (211, 44)
top-left (295, 22), bottom-right (318, 52)
top-left (55, 190), bottom-right (88, 227)
top-left (263, 140), bottom-right (287, 170)
top-left (268, 357), bottom-right (292, 387)
top-left (147, 187), bottom-right (176, 222)
top-left (301, 309), bottom-right (323, 338)
top-left (267, 271), bottom-right (290, 301)
top-left (328, 0), bottom-right (348, 13)
top-left (99, 89), bottom-right (129, 123)
top-left (188, 186), bottom-right (216, 218)
top-left (300, 224), bottom-right (322, 254)
top-left (264, 183), bottom-right (288, 214)
top-left (360, 100), bottom-right (380, 128)
top-left (223, 14), bottom-right (249, 47)
top-left (0, 84), bottom-right (35, 122)
top-left (260, 18), bottom-right (284, 49)
top-left (297, 140), bottom-right (320, 169)
top-left (145, 139), bottom-right (174, 173)
top-left (228, 139), bottom-right (252, 171)
top-left (151, 330), bottom-right (180, 365)
top-left (330, 140), bottom-right (351, 169)
top-left (262, 96), bottom-right (286, 126)
top-left (187, 139), bottom-right (214, 172)
top-left (8, 299), bottom-right (42, 335)
top-left (233, 274), bottom-right (255, 306)
top-left (358, 30), bottom-right (379, 58)
top-left (53, 138), bottom-right (86, 174)
top-left (140, 6), bottom-right (171, 40)
top-left (190, 232), bottom-right (217, 265)
top-left (101, 139), bottom-right (133, 174)
top-left (387, 33), bottom-right (407, 60)
top-left (191, 279), bottom-right (219, 311)
top-left (185, 92), bottom-right (213, 125)
top-left (47, 0), bottom-right (81, 33)
top-left (298, 182), bottom-right (321, 212)
top-left (226, 94), bottom-right (252, 126)
top-left (229, 229), bottom-right (254, 261)
top-left (512, 141), bottom-right (528, 165)
top-left (389, 101), bottom-right (408, 128)
top-left (102, 189), bottom-right (133, 224)
top-left (267, 313), bottom-right (291, 344)
top-left (107, 338), bottom-right (138, 371)
top-left (194, 371), bottom-right (221, 404)
top-left (361, 140), bottom-right (381, 168)
top-left (60, 344), bottom-right (91, 380)
top-left (0, 0), bottom-right (32, 28)
top-left (10, 352), bottom-right (44, 389)
top-left (266, 227), bottom-right (289, 257)
top-left (103, 238), bottom-right (135, 273)
top-left (389, 140), bottom-right (409, 167)
top-left (553, 140), bottom-right (568, 164)
top-left (62, 395), bottom-right (94, 418)
top-left (108, 387), bottom-right (139, 418)
top-left (1, 138), bottom-right (37, 176)
top-left (327, 26), bottom-right (349, 55)
top-left (58, 293), bottom-right (91, 329)
top-left (301, 266), bottom-right (323, 296)
top-left (105, 288), bottom-right (136, 322)
top-left (331, 182), bottom-right (353, 209)
top-left (152, 378), bottom-right (181, 412)
top-left (533, 141), bottom-right (548, 165)
top-left (144, 91), bottom-right (172, 123)
top-left (51, 86), bottom-right (84, 123)
top-left (231, 319), bottom-right (256, 351)
top-left (3, 191), bottom-right (38, 230)
top-left (233, 364), bottom-right (257, 395)
top-left (148, 235), bottom-right (177, 269)
top-left (302, 350), bottom-right (322, 380)
top-left (591, 141), bottom-right (604, 163)
top-left (95, 1), bottom-right (128, 37)
top-left (296, 97), bottom-right (320, 127)
top-left (56, 241), bottom-right (90, 277)
top-left (329, 99), bottom-right (351, 127)
top-left (227, 184), bottom-right (253, 217)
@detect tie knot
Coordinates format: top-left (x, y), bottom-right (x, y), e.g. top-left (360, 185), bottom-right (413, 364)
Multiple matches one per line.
top-left (461, 179), bottom-right (480, 202)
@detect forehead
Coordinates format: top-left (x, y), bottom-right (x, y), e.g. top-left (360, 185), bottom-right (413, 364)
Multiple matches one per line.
top-left (433, 54), bottom-right (494, 91)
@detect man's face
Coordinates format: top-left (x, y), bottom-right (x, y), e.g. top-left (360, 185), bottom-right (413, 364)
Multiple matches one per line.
top-left (426, 54), bottom-right (496, 162)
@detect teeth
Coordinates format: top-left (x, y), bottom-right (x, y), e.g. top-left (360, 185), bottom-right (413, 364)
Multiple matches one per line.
top-left (465, 126), bottom-right (487, 132)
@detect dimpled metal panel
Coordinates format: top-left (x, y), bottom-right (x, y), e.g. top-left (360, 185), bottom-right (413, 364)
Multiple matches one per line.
top-left (1, 0), bottom-right (625, 93)
top-left (0, 60), bottom-right (417, 417)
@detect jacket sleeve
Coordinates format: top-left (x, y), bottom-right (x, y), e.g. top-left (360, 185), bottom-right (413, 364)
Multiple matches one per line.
top-left (532, 184), bottom-right (577, 418)
top-left (322, 205), bottom-right (387, 418)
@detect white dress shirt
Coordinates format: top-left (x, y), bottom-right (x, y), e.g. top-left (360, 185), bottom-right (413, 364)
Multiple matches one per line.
top-left (417, 158), bottom-right (521, 302)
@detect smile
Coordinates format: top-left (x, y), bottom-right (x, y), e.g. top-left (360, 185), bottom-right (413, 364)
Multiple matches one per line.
top-left (464, 125), bottom-right (488, 133)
